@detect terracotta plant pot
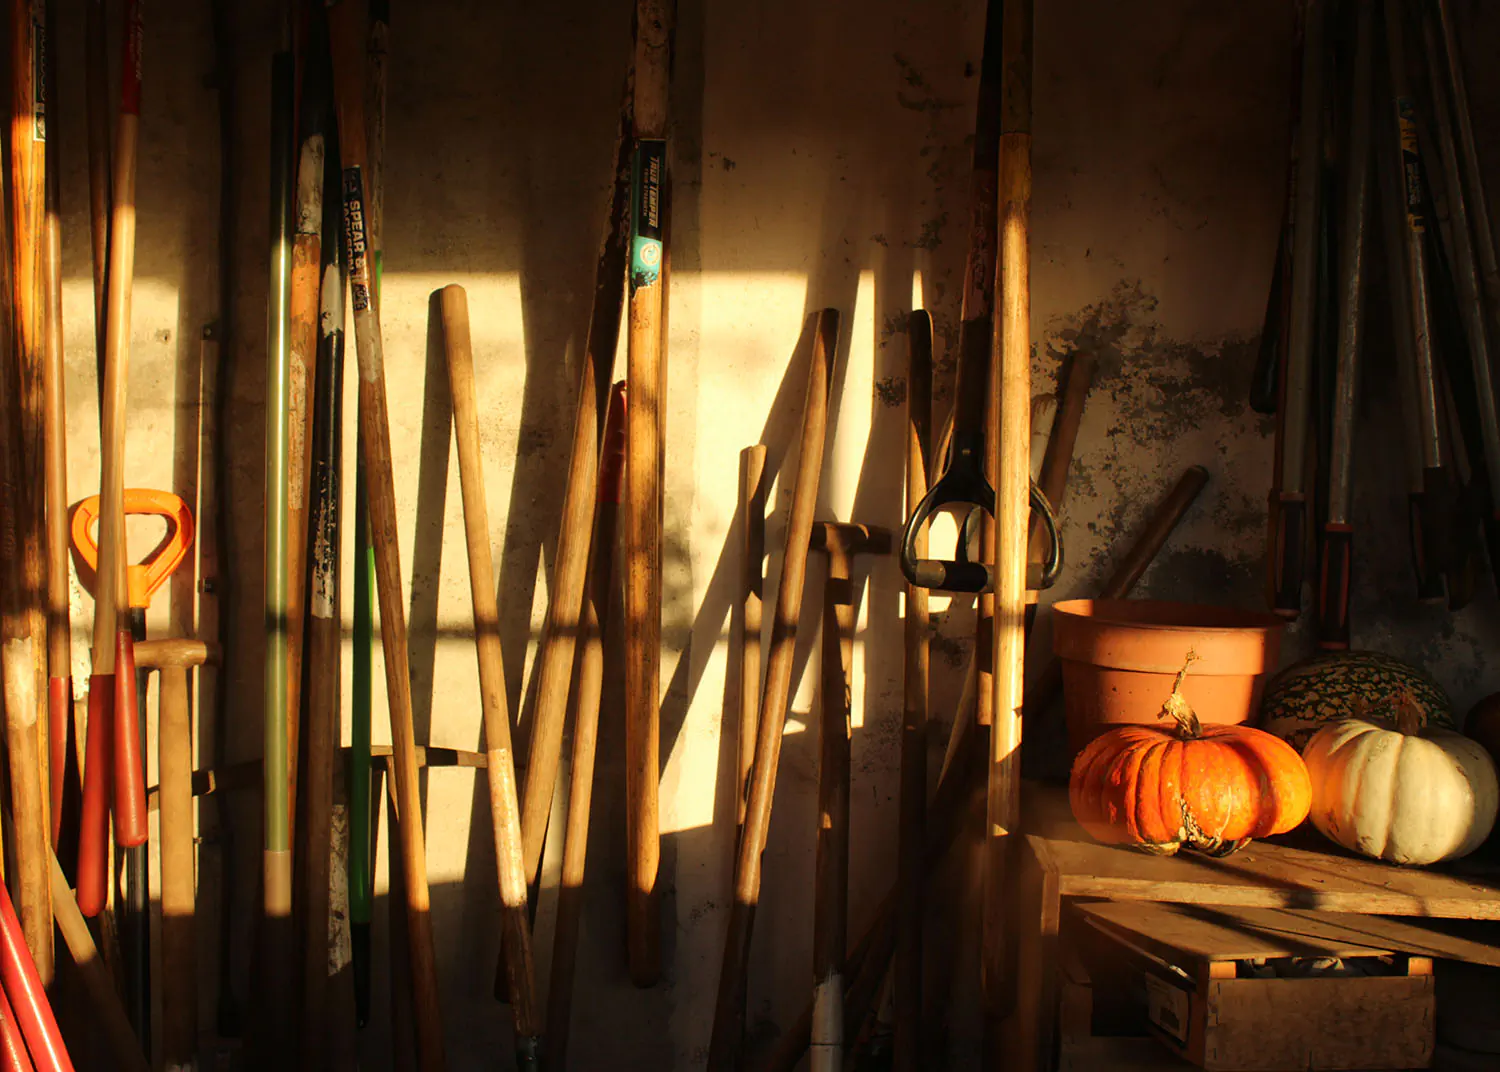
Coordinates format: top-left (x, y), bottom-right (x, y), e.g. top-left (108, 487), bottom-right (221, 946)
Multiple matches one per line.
top-left (1052, 598), bottom-right (1286, 754)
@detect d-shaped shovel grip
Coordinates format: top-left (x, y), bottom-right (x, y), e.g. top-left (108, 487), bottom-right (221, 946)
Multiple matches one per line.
top-left (71, 489), bottom-right (196, 609)
top-left (899, 434), bottom-right (1063, 593)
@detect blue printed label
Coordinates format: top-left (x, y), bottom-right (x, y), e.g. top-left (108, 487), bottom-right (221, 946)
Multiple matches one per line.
top-left (630, 139), bottom-right (666, 290)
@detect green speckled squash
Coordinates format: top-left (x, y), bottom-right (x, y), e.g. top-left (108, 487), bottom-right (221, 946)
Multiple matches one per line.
top-left (1259, 651), bottom-right (1454, 751)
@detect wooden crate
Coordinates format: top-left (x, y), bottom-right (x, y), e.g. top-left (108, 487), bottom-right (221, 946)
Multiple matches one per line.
top-left (1072, 902), bottom-right (1436, 1071)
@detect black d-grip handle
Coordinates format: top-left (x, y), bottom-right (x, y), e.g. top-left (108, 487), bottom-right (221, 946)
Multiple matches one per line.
top-left (899, 437), bottom-right (1063, 593)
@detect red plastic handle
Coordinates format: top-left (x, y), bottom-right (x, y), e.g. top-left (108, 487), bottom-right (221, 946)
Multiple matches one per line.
top-left (70, 489), bottom-right (196, 610)
top-left (0, 981), bottom-right (34, 1072)
top-left (0, 876), bottom-right (74, 1070)
top-left (75, 682), bottom-right (113, 918)
top-left (113, 633), bottom-right (147, 849)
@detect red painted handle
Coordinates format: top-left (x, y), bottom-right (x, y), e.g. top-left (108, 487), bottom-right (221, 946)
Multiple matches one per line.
top-left (600, 382), bottom-right (628, 505)
top-left (0, 878), bottom-right (74, 1071)
top-left (0, 983), bottom-right (35, 1072)
top-left (120, 0), bottom-right (142, 116)
top-left (48, 679), bottom-right (70, 850)
top-left (75, 681), bottom-right (113, 917)
top-left (113, 632), bottom-right (147, 848)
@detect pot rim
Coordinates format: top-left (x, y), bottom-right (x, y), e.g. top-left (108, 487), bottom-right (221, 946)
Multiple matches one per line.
top-left (1051, 597), bottom-right (1286, 634)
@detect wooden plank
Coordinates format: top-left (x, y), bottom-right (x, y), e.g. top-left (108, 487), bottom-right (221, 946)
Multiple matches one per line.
top-left (1025, 784), bottom-right (1500, 919)
top-left (1075, 903), bottom-right (1400, 966)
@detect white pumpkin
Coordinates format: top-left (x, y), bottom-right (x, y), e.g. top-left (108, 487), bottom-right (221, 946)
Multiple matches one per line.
top-left (1302, 697), bottom-right (1499, 866)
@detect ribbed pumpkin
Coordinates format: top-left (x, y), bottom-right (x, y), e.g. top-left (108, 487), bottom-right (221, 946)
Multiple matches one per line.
top-left (1070, 660), bottom-right (1312, 856)
top-left (1260, 651), bottom-right (1453, 752)
top-left (1303, 692), bottom-right (1498, 866)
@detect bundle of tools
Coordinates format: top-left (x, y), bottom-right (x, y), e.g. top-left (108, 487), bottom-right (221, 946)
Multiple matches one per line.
top-left (1261, 0), bottom-right (1500, 643)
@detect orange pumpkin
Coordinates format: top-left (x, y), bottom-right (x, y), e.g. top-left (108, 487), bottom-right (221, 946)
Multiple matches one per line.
top-left (1069, 661), bottom-right (1312, 856)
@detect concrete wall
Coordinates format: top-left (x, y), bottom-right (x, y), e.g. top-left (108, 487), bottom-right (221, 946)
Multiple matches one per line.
top-left (45, 0), bottom-right (1500, 1068)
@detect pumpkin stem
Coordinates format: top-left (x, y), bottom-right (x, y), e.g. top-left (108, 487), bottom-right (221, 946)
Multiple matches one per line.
top-left (1160, 651), bottom-right (1203, 740)
top-left (1393, 687), bottom-right (1424, 736)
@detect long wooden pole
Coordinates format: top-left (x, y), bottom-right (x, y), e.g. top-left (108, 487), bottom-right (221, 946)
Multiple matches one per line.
top-left (624, 0), bottom-right (675, 986)
top-left (546, 382), bottom-right (626, 1072)
top-left (84, 0), bottom-right (108, 382)
top-left (984, 0), bottom-right (1033, 1039)
top-left (708, 309), bottom-right (839, 1069)
top-left (78, 0), bottom-right (146, 919)
top-left (348, 0), bottom-right (388, 1024)
top-left (0, 148), bottom-right (49, 993)
top-left (968, 0), bottom-right (1004, 729)
top-left (894, 313), bottom-right (931, 1071)
top-left (810, 524), bottom-right (890, 1072)
top-left (735, 444), bottom-right (767, 845)
top-left (327, 4), bottom-right (444, 1064)
top-left (260, 37), bottom-right (297, 1053)
top-left (12, 0), bottom-right (50, 874)
top-left (285, 20), bottom-right (330, 836)
top-left (41, 0), bottom-right (72, 857)
top-left (517, 88), bottom-right (632, 891)
top-left (439, 285), bottom-right (540, 1066)
top-left (301, 101), bottom-right (347, 1070)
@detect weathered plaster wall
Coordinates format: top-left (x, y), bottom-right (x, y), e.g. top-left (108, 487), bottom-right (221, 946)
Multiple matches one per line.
top-left (44, 0), bottom-right (1500, 1068)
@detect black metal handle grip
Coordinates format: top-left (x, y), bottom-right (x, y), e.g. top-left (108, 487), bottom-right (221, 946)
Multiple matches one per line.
top-left (899, 436), bottom-right (1062, 594)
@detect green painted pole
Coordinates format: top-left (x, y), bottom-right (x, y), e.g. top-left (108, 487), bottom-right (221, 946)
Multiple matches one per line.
top-left (261, 39), bottom-right (296, 1057)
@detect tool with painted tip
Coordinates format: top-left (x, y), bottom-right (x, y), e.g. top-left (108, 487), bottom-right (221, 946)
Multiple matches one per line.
top-left (348, 0), bottom-right (388, 1028)
top-left (1271, 0), bottom-right (1327, 618)
top-left (1382, 0), bottom-right (1456, 602)
top-left (328, 1), bottom-right (445, 1061)
top-left (41, 0), bottom-right (75, 863)
top-left (70, 487), bottom-right (194, 1043)
top-left (1317, 0), bottom-right (1375, 650)
top-left (809, 523), bottom-right (891, 1072)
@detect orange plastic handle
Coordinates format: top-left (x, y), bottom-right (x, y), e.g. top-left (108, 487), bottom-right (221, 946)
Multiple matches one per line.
top-left (71, 489), bottom-right (196, 609)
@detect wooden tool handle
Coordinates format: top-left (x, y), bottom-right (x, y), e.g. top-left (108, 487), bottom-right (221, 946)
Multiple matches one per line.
top-left (984, 0), bottom-right (1035, 1035)
top-left (328, 3), bottom-right (444, 1065)
top-left (1030, 351), bottom-right (1094, 555)
top-left (546, 380), bottom-right (626, 1071)
top-left (708, 309), bottom-right (839, 1069)
top-left (439, 284), bottom-right (540, 1048)
top-left (49, 852), bottom-right (149, 1072)
top-left (895, 311), bottom-right (932, 1071)
top-left (132, 638), bottom-right (213, 669)
top-left (157, 665), bottom-right (196, 1068)
top-left (736, 444), bottom-right (767, 841)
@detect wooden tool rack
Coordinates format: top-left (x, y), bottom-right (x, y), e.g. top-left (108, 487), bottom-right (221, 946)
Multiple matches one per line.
top-left (1004, 784), bottom-right (1500, 1071)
